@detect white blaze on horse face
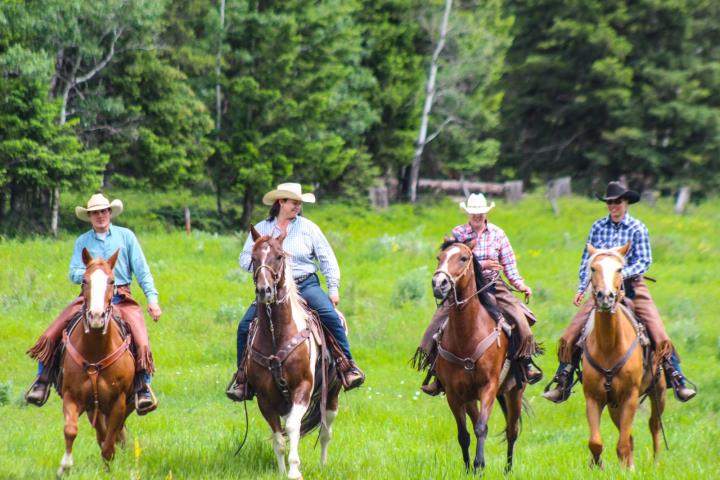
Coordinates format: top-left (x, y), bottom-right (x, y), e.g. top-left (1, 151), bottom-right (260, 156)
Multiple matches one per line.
top-left (437, 246), bottom-right (462, 276)
top-left (257, 245), bottom-right (274, 286)
top-left (89, 269), bottom-right (109, 316)
top-left (597, 256), bottom-right (621, 296)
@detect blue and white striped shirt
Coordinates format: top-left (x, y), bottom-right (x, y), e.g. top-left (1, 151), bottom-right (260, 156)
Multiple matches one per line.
top-left (239, 216), bottom-right (341, 297)
top-left (577, 213), bottom-right (652, 293)
top-left (69, 225), bottom-right (159, 304)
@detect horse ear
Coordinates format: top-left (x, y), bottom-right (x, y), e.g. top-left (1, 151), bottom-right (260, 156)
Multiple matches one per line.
top-left (250, 224), bottom-right (260, 241)
top-left (587, 243), bottom-right (597, 256)
top-left (443, 235), bottom-right (453, 242)
top-left (82, 248), bottom-right (92, 266)
top-left (466, 239), bottom-right (477, 250)
top-left (276, 231), bottom-right (287, 243)
top-left (616, 241), bottom-right (631, 257)
top-left (107, 249), bottom-right (120, 270)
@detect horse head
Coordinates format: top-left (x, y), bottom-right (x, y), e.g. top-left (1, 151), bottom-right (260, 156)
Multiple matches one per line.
top-left (432, 238), bottom-right (477, 300)
top-left (80, 248), bottom-right (119, 332)
top-left (587, 242), bottom-right (630, 312)
top-left (250, 224), bottom-right (288, 304)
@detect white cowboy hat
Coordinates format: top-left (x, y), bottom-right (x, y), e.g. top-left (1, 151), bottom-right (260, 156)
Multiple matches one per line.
top-left (262, 183), bottom-right (316, 206)
top-left (75, 193), bottom-right (123, 221)
top-left (459, 193), bottom-right (495, 214)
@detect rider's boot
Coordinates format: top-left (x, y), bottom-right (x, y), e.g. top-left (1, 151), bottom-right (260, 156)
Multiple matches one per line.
top-left (226, 361), bottom-right (254, 402)
top-left (339, 358), bottom-right (365, 391)
top-left (542, 362), bottom-right (576, 403)
top-left (421, 377), bottom-right (444, 396)
top-left (25, 374), bottom-right (51, 407)
top-left (663, 356), bottom-right (696, 402)
top-left (524, 358), bottom-right (543, 385)
top-left (136, 372), bottom-right (158, 415)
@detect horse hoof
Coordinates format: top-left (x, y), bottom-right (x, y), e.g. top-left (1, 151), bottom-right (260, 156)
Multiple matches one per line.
top-left (56, 466), bottom-right (68, 478)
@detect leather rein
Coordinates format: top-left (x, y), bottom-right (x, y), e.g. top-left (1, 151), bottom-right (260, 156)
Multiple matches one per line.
top-left (63, 307), bottom-right (132, 428)
top-left (434, 245), bottom-right (507, 371)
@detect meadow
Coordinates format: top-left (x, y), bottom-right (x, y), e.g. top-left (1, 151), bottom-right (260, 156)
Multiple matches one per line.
top-left (1, 193), bottom-right (719, 479)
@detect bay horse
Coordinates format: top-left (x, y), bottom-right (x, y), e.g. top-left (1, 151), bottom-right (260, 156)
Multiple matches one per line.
top-left (247, 225), bottom-right (341, 480)
top-left (57, 248), bottom-right (135, 476)
top-left (582, 243), bottom-right (666, 468)
top-left (431, 239), bottom-right (525, 473)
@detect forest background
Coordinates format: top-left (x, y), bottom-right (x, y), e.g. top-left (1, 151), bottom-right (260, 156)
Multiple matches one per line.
top-left (2, 0), bottom-right (720, 237)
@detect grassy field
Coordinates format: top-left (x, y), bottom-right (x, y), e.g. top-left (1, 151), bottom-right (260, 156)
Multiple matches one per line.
top-left (1, 193), bottom-right (719, 479)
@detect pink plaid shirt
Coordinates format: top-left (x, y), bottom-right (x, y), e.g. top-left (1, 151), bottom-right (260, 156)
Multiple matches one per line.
top-left (452, 222), bottom-right (524, 289)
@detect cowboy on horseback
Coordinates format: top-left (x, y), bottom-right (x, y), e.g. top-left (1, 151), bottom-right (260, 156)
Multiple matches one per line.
top-left (25, 193), bottom-right (160, 414)
top-left (226, 183), bottom-right (365, 402)
top-left (543, 181), bottom-right (697, 403)
top-left (417, 193), bottom-right (542, 396)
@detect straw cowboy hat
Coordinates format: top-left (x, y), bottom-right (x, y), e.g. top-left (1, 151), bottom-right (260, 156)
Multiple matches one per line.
top-left (75, 193), bottom-right (123, 221)
top-left (459, 193), bottom-right (495, 214)
top-left (596, 181), bottom-right (640, 204)
top-left (262, 183), bottom-right (316, 206)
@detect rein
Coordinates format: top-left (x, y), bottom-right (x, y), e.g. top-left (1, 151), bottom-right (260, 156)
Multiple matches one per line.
top-left (62, 327), bottom-right (132, 427)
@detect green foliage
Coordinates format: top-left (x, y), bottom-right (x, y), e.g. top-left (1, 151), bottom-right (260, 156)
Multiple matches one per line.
top-left (0, 381), bottom-right (10, 406)
top-left (392, 265), bottom-right (428, 306)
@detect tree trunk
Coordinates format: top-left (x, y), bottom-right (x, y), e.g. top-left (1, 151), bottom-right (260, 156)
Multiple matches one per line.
top-left (216, 0), bottom-right (225, 136)
top-left (216, 181), bottom-right (223, 218)
top-left (0, 189), bottom-right (6, 223)
top-left (51, 185), bottom-right (60, 237)
top-left (408, 0), bottom-right (452, 203)
top-left (240, 188), bottom-right (254, 228)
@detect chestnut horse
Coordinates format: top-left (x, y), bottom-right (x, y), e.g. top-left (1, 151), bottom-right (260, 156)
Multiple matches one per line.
top-left (431, 240), bottom-right (525, 473)
top-left (247, 225), bottom-right (341, 479)
top-left (582, 243), bottom-right (666, 468)
top-left (57, 248), bottom-right (135, 476)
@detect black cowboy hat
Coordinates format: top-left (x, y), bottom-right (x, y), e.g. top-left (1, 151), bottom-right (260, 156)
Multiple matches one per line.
top-left (596, 181), bottom-right (640, 204)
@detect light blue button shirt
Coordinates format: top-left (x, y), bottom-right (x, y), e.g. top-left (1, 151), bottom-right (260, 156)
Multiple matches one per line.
top-left (69, 224), bottom-right (159, 304)
top-left (239, 216), bottom-right (341, 297)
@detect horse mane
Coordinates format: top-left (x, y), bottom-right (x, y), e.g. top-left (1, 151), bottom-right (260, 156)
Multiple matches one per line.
top-left (438, 239), bottom-right (503, 322)
top-left (282, 255), bottom-right (311, 324)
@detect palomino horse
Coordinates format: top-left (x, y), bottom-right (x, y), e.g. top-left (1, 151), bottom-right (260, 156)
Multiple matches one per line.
top-left (247, 225), bottom-right (341, 480)
top-left (582, 243), bottom-right (666, 467)
top-left (431, 239), bottom-right (525, 473)
top-left (57, 248), bottom-right (135, 476)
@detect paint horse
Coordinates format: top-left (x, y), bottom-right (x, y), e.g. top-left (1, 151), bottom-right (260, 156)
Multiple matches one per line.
top-left (582, 243), bottom-right (666, 468)
top-left (431, 239), bottom-right (525, 473)
top-left (57, 248), bottom-right (135, 476)
top-left (247, 225), bottom-right (341, 480)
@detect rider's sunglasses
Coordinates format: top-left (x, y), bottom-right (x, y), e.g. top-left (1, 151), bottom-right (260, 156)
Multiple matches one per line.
top-left (605, 199), bottom-right (624, 205)
top-left (89, 208), bottom-right (111, 216)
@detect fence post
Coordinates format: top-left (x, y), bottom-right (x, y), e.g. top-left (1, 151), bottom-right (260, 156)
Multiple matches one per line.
top-left (184, 206), bottom-right (192, 235)
top-left (503, 180), bottom-right (523, 204)
top-left (674, 186), bottom-right (691, 214)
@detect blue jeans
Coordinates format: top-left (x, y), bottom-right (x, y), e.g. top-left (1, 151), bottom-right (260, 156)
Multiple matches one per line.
top-left (236, 274), bottom-right (352, 366)
top-left (38, 293), bottom-right (152, 385)
top-left (555, 350), bottom-right (685, 383)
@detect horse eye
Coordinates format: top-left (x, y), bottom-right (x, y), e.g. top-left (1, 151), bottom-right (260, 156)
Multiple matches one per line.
top-left (436, 256), bottom-right (440, 261)
top-left (108, 279), bottom-right (115, 285)
top-left (460, 256), bottom-right (469, 262)
top-left (277, 255), bottom-right (283, 261)
top-left (590, 267), bottom-right (595, 272)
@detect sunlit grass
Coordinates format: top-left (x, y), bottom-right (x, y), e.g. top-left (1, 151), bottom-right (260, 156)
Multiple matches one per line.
top-left (1, 193), bottom-right (718, 478)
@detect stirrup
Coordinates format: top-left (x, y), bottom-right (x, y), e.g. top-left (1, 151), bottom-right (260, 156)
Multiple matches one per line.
top-left (135, 386), bottom-right (158, 416)
top-left (542, 370), bottom-right (576, 404)
top-left (669, 372), bottom-right (698, 403)
top-left (24, 377), bottom-right (51, 407)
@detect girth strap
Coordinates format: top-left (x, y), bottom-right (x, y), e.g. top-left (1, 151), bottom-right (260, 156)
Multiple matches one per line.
top-left (437, 318), bottom-right (506, 371)
top-left (583, 337), bottom-right (639, 408)
top-left (62, 330), bottom-right (132, 427)
top-left (251, 328), bottom-right (311, 404)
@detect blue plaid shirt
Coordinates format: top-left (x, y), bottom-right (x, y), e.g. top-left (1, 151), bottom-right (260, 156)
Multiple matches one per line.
top-left (577, 213), bottom-right (652, 293)
top-left (239, 215), bottom-right (341, 297)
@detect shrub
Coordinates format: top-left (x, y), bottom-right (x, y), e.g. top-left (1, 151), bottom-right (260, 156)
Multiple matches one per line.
top-left (392, 266), bottom-right (428, 307)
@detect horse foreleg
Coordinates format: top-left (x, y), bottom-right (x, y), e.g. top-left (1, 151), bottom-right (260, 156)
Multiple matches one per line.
top-left (286, 401), bottom-right (310, 480)
top-left (258, 398), bottom-right (286, 475)
top-left (88, 412), bottom-right (107, 448)
top-left (610, 395), bottom-right (639, 468)
top-left (585, 397), bottom-right (604, 468)
top-left (447, 393), bottom-right (471, 471)
top-left (58, 395), bottom-right (81, 477)
top-left (502, 387), bottom-right (524, 473)
top-left (100, 397), bottom-right (127, 464)
top-left (471, 384), bottom-right (497, 473)
top-left (319, 409), bottom-right (338, 466)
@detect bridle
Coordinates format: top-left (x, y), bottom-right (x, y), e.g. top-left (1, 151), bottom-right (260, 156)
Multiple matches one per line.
top-left (434, 244), bottom-right (493, 308)
top-left (80, 276), bottom-right (114, 335)
top-left (587, 250), bottom-right (625, 315)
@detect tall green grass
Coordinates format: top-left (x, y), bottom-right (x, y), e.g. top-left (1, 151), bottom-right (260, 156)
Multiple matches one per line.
top-left (1, 193), bottom-right (719, 479)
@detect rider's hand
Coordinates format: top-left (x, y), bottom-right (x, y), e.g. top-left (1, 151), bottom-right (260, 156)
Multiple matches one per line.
top-left (573, 292), bottom-right (585, 307)
top-left (480, 260), bottom-right (502, 271)
top-left (330, 294), bottom-right (340, 307)
top-left (148, 303), bottom-right (162, 322)
top-left (520, 284), bottom-right (532, 299)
